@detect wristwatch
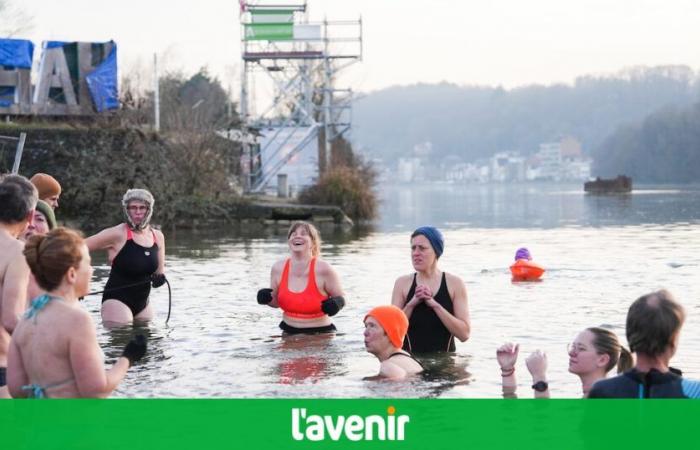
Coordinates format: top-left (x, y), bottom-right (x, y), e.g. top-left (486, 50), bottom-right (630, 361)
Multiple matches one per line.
top-left (531, 381), bottom-right (549, 392)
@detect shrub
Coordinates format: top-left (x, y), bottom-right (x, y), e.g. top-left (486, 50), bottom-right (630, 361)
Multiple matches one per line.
top-left (299, 166), bottom-right (377, 221)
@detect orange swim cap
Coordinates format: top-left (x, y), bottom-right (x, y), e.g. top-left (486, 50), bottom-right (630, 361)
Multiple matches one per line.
top-left (30, 173), bottom-right (61, 200)
top-left (365, 305), bottom-right (409, 348)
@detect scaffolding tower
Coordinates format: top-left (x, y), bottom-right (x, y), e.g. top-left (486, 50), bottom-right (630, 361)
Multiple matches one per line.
top-left (239, 1), bottom-right (362, 193)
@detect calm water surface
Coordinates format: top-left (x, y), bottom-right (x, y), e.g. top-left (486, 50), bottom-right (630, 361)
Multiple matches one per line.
top-left (90, 183), bottom-right (700, 398)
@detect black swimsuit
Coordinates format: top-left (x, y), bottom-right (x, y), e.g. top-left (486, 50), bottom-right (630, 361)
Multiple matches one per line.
top-left (102, 225), bottom-right (159, 316)
top-left (388, 352), bottom-right (425, 370)
top-left (402, 272), bottom-right (456, 353)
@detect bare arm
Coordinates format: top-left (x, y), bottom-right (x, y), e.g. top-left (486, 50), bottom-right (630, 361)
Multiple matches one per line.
top-left (69, 313), bottom-right (129, 398)
top-left (319, 261), bottom-right (344, 297)
top-left (425, 273), bottom-right (470, 342)
top-left (379, 360), bottom-right (408, 380)
top-left (497, 342), bottom-right (519, 399)
top-left (267, 260), bottom-right (283, 308)
top-left (391, 276), bottom-right (421, 319)
top-left (2, 250), bottom-right (30, 334)
top-left (526, 350), bottom-right (550, 399)
top-left (7, 336), bottom-right (29, 398)
top-left (85, 226), bottom-right (120, 253)
top-left (155, 229), bottom-right (165, 275)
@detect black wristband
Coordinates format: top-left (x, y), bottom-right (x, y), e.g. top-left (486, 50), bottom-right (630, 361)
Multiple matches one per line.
top-left (531, 381), bottom-right (549, 392)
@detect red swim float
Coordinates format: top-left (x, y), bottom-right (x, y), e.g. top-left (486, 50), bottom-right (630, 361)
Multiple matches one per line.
top-left (510, 259), bottom-right (545, 281)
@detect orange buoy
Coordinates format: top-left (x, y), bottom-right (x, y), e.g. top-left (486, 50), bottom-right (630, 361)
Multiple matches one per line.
top-left (510, 259), bottom-right (545, 281)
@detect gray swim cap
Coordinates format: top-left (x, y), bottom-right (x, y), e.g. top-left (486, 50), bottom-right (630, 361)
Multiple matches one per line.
top-left (122, 189), bottom-right (155, 231)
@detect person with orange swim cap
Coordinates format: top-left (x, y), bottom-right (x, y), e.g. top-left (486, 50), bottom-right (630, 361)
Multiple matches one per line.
top-left (364, 305), bottom-right (423, 379)
top-left (29, 173), bottom-right (61, 209)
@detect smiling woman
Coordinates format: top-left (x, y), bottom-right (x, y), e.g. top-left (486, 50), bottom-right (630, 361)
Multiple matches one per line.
top-left (257, 221), bottom-right (346, 334)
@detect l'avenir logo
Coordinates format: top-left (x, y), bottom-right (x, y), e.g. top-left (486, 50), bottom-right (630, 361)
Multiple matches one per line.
top-left (291, 406), bottom-right (410, 441)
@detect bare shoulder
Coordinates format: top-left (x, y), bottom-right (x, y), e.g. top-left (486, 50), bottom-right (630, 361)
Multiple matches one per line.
top-left (271, 258), bottom-right (287, 275)
top-left (8, 237), bottom-right (25, 254)
top-left (394, 273), bottom-right (414, 289)
top-left (65, 306), bottom-right (94, 332)
top-left (91, 224), bottom-right (124, 240)
top-left (2, 238), bottom-right (25, 269)
top-left (153, 228), bottom-right (165, 242)
top-left (444, 271), bottom-right (466, 286)
top-left (379, 360), bottom-right (407, 380)
top-left (314, 259), bottom-right (336, 275)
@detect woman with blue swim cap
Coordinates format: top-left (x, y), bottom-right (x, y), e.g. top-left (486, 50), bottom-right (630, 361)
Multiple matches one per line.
top-left (391, 226), bottom-right (470, 353)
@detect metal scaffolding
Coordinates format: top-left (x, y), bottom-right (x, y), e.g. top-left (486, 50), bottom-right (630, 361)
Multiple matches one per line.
top-left (239, 1), bottom-right (362, 193)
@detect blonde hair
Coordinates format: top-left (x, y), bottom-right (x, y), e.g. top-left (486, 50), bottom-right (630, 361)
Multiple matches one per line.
top-left (287, 221), bottom-right (322, 257)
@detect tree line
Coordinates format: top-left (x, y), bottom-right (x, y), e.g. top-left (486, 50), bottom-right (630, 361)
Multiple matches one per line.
top-left (354, 65), bottom-right (700, 177)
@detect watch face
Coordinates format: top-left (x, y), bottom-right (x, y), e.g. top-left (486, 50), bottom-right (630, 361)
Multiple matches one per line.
top-left (532, 381), bottom-right (549, 392)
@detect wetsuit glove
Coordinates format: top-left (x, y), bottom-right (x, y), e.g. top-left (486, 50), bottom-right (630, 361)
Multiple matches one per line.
top-left (122, 334), bottom-right (147, 367)
top-left (257, 288), bottom-right (273, 305)
top-left (321, 296), bottom-right (345, 316)
top-left (151, 273), bottom-right (166, 288)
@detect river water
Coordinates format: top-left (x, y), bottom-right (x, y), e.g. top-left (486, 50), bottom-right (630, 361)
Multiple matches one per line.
top-left (90, 182), bottom-right (700, 398)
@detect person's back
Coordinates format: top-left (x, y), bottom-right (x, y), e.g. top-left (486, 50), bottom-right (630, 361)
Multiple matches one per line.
top-left (589, 368), bottom-right (700, 398)
top-left (11, 298), bottom-right (95, 398)
top-left (589, 290), bottom-right (700, 399)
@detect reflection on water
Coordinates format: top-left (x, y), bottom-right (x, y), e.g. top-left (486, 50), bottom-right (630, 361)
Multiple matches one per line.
top-left (381, 182), bottom-right (700, 230)
top-left (84, 183), bottom-right (700, 398)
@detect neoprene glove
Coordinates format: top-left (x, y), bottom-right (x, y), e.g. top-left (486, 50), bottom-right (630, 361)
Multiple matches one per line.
top-left (122, 334), bottom-right (147, 366)
top-left (321, 296), bottom-right (345, 316)
top-left (151, 273), bottom-right (166, 288)
top-left (257, 288), bottom-right (273, 305)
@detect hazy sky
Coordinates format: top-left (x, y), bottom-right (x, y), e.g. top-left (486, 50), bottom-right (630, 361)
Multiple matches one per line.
top-left (17, 0), bottom-right (700, 94)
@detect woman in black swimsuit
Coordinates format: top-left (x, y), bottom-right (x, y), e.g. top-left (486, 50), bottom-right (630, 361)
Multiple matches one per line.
top-left (86, 189), bottom-right (166, 325)
top-left (391, 226), bottom-right (470, 353)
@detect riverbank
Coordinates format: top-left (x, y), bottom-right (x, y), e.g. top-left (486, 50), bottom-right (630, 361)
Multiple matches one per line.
top-left (1, 123), bottom-right (352, 229)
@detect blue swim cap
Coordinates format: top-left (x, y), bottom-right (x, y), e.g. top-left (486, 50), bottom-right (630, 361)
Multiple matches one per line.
top-left (411, 226), bottom-right (444, 258)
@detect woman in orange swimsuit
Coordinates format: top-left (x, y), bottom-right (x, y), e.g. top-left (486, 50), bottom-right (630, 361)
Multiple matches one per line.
top-left (257, 221), bottom-right (345, 334)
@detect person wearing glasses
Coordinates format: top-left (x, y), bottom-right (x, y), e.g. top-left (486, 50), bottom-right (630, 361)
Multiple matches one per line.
top-left (86, 189), bottom-right (166, 325)
top-left (497, 327), bottom-right (632, 398)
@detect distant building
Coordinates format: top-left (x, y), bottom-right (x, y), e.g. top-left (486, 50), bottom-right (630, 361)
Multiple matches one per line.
top-left (490, 151), bottom-right (526, 182)
top-left (528, 137), bottom-right (591, 181)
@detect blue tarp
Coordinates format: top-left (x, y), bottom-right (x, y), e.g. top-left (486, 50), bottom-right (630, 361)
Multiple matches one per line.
top-left (0, 38), bottom-right (34, 69)
top-left (45, 41), bottom-right (67, 49)
top-left (85, 42), bottom-right (118, 112)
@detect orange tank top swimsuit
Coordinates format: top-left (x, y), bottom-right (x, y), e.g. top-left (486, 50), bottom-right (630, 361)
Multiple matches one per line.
top-left (277, 258), bottom-right (326, 320)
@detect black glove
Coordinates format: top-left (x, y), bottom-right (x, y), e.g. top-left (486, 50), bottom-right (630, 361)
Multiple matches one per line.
top-left (321, 296), bottom-right (345, 317)
top-left (122, 334), bottom-right (147, 367)
top-left (257, 288), bottom-right (273, 305)
top-left (151, 273), bottom-right (166, 288)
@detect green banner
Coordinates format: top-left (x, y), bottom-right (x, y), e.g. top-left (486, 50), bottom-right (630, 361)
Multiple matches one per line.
top-left (250, 9), bottom-right (294, 24)
top-left (3, 399), bottom-right (699, 450)
top-left (244, 23), bottom-right (294, 41)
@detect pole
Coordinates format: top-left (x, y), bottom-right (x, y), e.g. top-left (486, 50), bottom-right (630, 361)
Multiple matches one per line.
top-left (323, 17), bottom-right (332, 173)
top-left (153, 54), bottom-right (160, 133)
top-left (11, 132), bottom-right (26, 174)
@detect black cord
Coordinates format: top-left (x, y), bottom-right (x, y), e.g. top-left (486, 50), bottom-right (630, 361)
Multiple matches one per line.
top-left (80, 279), bottom-right (151, 299)
top-left (165, 277), bottom-right (172, 325)
top-left (81, 276), bottom-right (172, 325)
